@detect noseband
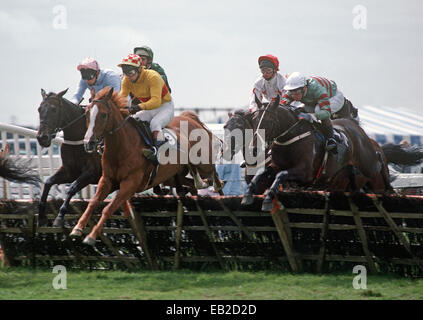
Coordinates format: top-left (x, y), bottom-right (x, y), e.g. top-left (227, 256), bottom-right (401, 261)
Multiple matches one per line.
top-left (90, 98), bottom-right (131, 137)
top-left (41, 95), bottom-right (86, 136)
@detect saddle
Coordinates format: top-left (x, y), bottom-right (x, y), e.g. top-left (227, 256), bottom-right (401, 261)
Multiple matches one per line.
top-left (128, 117), bottom-right (181, 160)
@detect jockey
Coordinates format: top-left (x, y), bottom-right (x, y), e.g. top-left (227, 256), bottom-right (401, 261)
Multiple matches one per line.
top-left (118, 54), bottom-right (174, 162)
top-left (249, 54), bottom-right (287, 112)
top-left (133, 45), bottom-right (172, 93)
top-left (71, 58), bottom-right (121, 105)
top-left (280, 72), bottom-right (347, 153)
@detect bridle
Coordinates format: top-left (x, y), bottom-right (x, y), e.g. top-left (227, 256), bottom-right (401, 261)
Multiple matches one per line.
top-left (90, 98), bottom-right (131, 138)
top-left (40, 95), bottom-right (86, 143)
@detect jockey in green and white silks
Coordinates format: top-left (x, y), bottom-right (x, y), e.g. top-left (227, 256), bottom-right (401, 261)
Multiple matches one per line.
top-left (280, 72), bottom-right (346, 153)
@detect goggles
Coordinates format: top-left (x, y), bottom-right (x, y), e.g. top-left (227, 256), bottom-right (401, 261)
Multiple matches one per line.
top-left (80, 69), bottom-right (97, 80)
top-left (122, 65), bottom-right (138, 77)
top-left (260, 67), bottom-right (275, 74)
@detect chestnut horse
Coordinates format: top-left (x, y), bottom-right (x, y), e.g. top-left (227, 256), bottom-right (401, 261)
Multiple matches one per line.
top-left (241, 100), bottom-right (393, 211)
top-left (70, 87), bottom-right (224, 245)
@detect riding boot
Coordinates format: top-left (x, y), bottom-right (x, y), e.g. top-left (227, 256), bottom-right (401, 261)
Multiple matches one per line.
top-left (321, 119), bottom-right (338, 154)
top-left (142, 138), bottom-right (168, 163)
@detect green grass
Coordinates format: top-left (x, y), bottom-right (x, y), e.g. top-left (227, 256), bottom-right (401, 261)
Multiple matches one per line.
top-left (1, 267), bottom-right (423, 300)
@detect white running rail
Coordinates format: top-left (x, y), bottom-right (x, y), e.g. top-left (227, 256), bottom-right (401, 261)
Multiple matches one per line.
top-left (0, 122), bottom-right (95, 200)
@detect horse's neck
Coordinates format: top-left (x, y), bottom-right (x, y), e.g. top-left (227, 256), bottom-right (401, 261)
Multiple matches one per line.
top-left (60, 101), bottom-right (86, 141)
top-left (103, 109), bottom-right (141, 161)
top-left (272, 108), bottom-right (302, 137)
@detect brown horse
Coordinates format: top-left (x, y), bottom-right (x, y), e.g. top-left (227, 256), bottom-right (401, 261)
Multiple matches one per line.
top-left (241, 100), bottom-right (393, 211)
top-left (70, 87), bottom-right (224, 245)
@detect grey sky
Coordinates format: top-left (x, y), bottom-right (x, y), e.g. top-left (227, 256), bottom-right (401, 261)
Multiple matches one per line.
top-left (1, 0), bottom-right (422, 126)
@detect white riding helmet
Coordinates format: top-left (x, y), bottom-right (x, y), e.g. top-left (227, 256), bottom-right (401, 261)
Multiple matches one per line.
top-left (284, 72), bottom-right (306, 91)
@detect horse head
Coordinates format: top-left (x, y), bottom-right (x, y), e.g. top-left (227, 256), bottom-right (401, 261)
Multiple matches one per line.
top-left (250, 96), bottom-right (287, 150)
top-left (84, 87), bottom-right (116, 153)
top-left (222, 109), bottom-right (252, 160)
top-left (37, 88), bottom-right (68, 147)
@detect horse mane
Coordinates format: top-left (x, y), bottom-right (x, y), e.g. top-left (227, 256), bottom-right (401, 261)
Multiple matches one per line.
top-left (45, 91), bottom-right (82, 113)
top-left (95, 87), bottom-right (128, 109)
top-left (234, 108), bottom-right (248, 116)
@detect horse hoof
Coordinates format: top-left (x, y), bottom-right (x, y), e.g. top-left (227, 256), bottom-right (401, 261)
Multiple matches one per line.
top-left (70, 228), bottom-right (83, 238)
top-left (241, 194), bottom-right (253, 206)
top-left (83, 236), bottom-right (96, 247)
top-left (37, 215), bottom-right (48, 227)
top-left (52, 217), bottom-right (64, 228)
top-left (261, 200), bottom-right (274, 212)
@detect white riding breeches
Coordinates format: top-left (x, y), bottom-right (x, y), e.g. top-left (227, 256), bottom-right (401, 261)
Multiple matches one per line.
top-left (133, 100), bottom-right (175, 133)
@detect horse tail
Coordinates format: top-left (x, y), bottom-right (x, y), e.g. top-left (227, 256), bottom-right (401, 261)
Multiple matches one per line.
top-left (178, 110), bottom-right (223, 165)
top-left (179, 110), bottom-right (212, 134)
top-left (179, 110), bottom-right (224, 144)
top-left (382, 143), bottom-right (423, 166)
top-left (0, 154), bottom-right (41, 186)
top-left (376, 150), bottom-right (394, 192)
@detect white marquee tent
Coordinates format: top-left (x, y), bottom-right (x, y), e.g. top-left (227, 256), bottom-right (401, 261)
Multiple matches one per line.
top-left (358, 105), bottom-right (423, 146)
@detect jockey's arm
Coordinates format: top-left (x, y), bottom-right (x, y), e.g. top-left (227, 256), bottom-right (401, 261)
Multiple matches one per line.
top-left (249, 78), bottom-right (265, 111)
top-left (314, 87), bottom-right (332, 120)
top-left (280, 91), bottom-right (293, 106)
top-left (108, 73), bottom-right (122, 93)
top-left (70, 78), bottom-right (88, 104)
top-left (139, 74), bottom-right (164, 110)
top-left (118, 78), bottom-right (131, 108)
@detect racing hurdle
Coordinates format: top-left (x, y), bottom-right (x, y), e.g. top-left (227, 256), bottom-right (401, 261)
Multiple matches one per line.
top-left (1, 191), bottom-right (423, 276)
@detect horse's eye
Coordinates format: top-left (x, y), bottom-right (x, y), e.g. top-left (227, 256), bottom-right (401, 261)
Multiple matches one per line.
top-left (100, 113), bottom-right (107, 119)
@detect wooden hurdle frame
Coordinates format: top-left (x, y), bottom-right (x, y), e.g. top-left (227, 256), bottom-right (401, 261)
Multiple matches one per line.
top-left (1, 192), bottom-right (423, 275)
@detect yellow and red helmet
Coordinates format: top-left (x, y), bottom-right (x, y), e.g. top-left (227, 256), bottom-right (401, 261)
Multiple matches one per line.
top-left (118, 54), bottom-right (142, 68)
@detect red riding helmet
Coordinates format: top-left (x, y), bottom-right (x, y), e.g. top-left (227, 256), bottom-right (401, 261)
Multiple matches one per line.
top-left (258, 54), bottom-right (279, 71)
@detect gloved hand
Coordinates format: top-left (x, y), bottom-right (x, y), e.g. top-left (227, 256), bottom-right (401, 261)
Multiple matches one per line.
top-left (298, 112), bottom-right (316, 123)
top-left (129, 104), bottom-right (142, 114)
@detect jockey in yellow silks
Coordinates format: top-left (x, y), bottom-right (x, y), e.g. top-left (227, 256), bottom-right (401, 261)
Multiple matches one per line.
top-left (118, 53), bottom-right (174, 162)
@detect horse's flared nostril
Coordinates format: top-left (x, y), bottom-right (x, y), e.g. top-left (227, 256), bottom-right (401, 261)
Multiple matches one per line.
top-left (37, 134), bottom-right (51, 147)
top-left (84, 140), bottom-right (96, 153)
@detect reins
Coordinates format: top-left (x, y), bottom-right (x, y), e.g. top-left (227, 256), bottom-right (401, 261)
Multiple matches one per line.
top-left (91, 99), bottom-right (131, 136)
top-left (42, 95), bottom-right (87, 145)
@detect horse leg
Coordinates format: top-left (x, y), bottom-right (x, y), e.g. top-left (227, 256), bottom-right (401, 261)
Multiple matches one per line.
top-left (189, 165), bottom-right (209, 189)
top-left (70, 176), bottom-right (112, 238)
top-left (241, 165), bottom-right (275, 205)
top-left (83, 179), bottom-right (140, 246)
top-left (262, 166), bottom-right (309, 211)
top-left (38, 167), bottom-right (71, 227)
top-left (53, 169), bottom-right (97, 228)
top-left (261, 170), bottom-right (289, 211)
top-left (212, 168), bottom-right (226, 195)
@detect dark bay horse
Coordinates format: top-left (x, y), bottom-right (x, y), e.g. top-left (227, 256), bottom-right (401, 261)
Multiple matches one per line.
top-left (70, 87), bottom-right (224, 245)
top-left (222, 109), bottom-right (254, 182)
top-left (36, 88), bottom-right (102, 227)
top-left (0, 143), bottom-right (41, 185)
top-left (241, 100), bottom-right (392, 211)
top-left (222, 107), bottom-right (276, 195)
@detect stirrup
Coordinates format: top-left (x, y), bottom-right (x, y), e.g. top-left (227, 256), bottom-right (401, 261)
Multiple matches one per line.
top-left (325, 138), bottom-right (337, 149)
top-left (142, 146), bottom-right (158, 161)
